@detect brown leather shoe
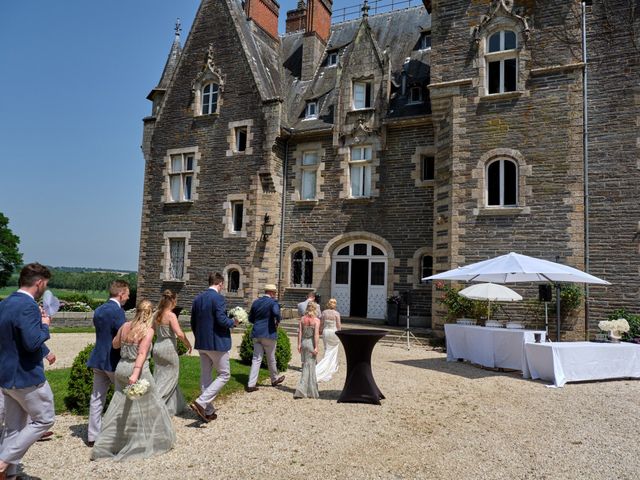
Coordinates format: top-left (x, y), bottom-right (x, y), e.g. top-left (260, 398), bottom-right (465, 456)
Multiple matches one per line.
top-left (38, 431), bottom-right (54, 441)
top-left (189, 401), bottom-right (211, 422)
top-left (206, 411), bottom-right (218, 421)
top-left (271, 375), bottom-right (285, 387)
top-left (245, 386), bottom-right (259, 393)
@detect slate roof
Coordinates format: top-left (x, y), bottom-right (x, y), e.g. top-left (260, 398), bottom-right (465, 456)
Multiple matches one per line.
top-left (281, 5), bottom-right (432, 131)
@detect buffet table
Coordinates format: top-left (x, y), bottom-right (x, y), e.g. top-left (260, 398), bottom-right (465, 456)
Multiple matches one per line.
top-left (445, 324), bottom-right (546, 372)
top-left (523, 341), bottom-right (640, 387)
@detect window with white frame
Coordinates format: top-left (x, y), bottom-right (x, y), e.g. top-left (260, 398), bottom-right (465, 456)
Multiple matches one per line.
top-left (235, 126), bottom-right (247, 152)
top-left (486, 30), bottom-right (517, 94)
top-left (227, 269), bottom-right (240, 293)
top-left (169, 153), bottom-right (195, 202)
top-left (417, 31), bottom-right (432, 51)
top-left (409, 86), bottom-right (423, 104)
top-left (486, 158), bottom-right (517, 206)
top-left (168, 238), bottom-right (186, 281)
top-left (352, 81), bottom-right (372, 109)
top-left (327, 52), bottom-right (338, 66)
top-left (305, 101), bottom-right (317, 119)
top-left (301, 151), bottom-right (319, 200)
top-left (349, 145), bottom-right (372, 198)
top-left (292, 249), bottom-right (313, 287)
top-left (421, 155), bottom-right (434, 181)
top-left (421, 255), bottom-right (433, 283)
top-left (202, 83), bottom-right (219, 115)
top-left (231, 201), bottom-right (244, 232)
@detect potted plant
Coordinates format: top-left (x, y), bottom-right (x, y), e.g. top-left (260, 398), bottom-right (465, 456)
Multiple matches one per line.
top-left (386, 295), bottom-right (401, 326)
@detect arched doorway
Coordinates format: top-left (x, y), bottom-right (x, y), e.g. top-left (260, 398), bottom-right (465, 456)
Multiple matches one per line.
top-left (331, 241), bottom-right (387, 319)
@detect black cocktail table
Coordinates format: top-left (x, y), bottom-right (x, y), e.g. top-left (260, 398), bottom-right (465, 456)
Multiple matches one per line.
top-left (336, 329), bottom-right (387, 405)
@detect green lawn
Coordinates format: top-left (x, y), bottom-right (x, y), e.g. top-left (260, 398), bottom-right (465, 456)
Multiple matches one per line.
top-left (45, 356), bottom-right (269, 415)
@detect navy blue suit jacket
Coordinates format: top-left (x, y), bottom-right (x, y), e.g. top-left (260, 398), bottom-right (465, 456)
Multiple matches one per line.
top-left (87, 299), bottom-right (126, 372)
top-left (249, 295), bottom-right (281, 340)
top-left (191, 288), bottom-right (235, 352)
top-left (0, 291), bottom-right (51, 389)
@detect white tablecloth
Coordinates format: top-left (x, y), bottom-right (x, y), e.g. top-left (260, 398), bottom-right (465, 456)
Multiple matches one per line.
top-left (524, 341), bottom-right (640, 387)
top-left (444, 324), bottom-right (546, 372)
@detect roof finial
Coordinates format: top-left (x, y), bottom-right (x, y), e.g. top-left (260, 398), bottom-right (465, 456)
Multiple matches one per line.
top-left (174, 18), bottom-right (182, 40)
top-left (362, 0), bottom-right (370, 18)
top-left (296, 0), bottom-right (306, 9)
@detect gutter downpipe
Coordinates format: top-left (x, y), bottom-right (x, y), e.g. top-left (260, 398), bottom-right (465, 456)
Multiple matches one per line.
top-left (582, 1), bottom-right (590, 340)
top-left (277, 137), bottom-right (289, 297)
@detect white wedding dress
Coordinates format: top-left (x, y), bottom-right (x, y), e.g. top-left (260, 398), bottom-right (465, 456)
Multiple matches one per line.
top-left (316, 314), bottom-right (340, 382)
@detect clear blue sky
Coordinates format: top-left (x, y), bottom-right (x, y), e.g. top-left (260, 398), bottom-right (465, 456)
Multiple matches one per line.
top-left (0, 0), bottom-right (354, 271)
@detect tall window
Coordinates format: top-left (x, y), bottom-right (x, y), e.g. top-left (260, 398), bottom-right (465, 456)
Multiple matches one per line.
top-left (169, 238), bottom-right (186, 281)
top-left (421, 255), bottom-right (433, 283)
top-left (235, 127), bottom-right (247, 152)
top-left (231, 201), bottom-right (244, 232)
top-left (421, 155), bottom-right (434, 181)
top-left (353, 81), bottom-right (372, 109)
top-left (487, 159), bottom-right (517, 206)
top-left (486, 30), bottom-right (517, 94)
top-left (227, 269), bottom-right (240, 293)
top-left (305, 101), bottom-right (317, 119)
top-left (350, 146), bottom-right (372, 198)
top-left (301, 151), bottom-right (319, 200)
top-left (292, 249), bottom-right (313, 287)
top-left (169, 153), bottom-right (195, 202)
top-left (202, 83), bottom-right (219, 115)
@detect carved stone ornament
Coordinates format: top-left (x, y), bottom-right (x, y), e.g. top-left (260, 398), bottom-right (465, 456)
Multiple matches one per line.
top-left (351, 117), bottom-right (374, 144)
top-left (191, 43), bottom-right (225, 94)
top-left (472, 0), bottom-right (530, 47)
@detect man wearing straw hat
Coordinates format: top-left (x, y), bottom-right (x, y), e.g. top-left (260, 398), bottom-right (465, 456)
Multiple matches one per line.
top-left (245, 284), bottom-right (285, 392)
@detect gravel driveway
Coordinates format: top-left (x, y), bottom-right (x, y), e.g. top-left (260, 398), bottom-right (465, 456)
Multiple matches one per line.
top-left (20, 333), bottom-right (640, 479)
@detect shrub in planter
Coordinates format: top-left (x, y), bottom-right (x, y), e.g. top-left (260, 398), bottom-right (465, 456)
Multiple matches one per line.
top-left (64, 343), bottom-right (113, 415)
top-left (239, 325), bottom-right (291, 372)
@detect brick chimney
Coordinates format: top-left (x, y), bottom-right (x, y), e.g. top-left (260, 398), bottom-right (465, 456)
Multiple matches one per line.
top-left (286, 0), bottom-right (307, 34)
top-left (306, 0), bottom-right (332, 43)
top-left (244, 0), bottom-right (280, 41)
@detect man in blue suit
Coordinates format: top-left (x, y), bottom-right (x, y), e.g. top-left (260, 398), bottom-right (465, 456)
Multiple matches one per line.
top-left (189, 272), bottom-right (238, 422)
top-left (0, 263), bottom-right (55, 480)
top-left (85, 280), bottom-right (129, 447)
top-left (246, 284), bottom-right (285, 392)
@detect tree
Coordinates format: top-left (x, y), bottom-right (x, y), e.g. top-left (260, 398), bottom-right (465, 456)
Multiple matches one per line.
top-left (0, 212), bottom-right (23, 288)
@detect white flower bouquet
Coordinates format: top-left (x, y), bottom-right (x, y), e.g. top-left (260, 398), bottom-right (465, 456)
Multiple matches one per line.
top-left (228, 306), bottom-right (248, 325)
top-left (123, 379), bottom-right (150, 400)
top-left (598, 318), bottom-right (630, 334)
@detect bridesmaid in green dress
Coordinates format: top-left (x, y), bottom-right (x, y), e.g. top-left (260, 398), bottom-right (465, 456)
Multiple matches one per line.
top-left (91, 300), bottom-right (175, 461)
top-left (153, 290), bottom-right (192, 415)
top-left (294, 301), bottom-right (320, 399)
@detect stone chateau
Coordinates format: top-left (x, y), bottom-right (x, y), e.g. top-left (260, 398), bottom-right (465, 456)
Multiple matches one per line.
top-left (138, 0), bottom-right (639, 337)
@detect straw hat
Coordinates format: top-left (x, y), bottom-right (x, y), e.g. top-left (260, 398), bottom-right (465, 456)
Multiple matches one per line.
top-left (264, 283), bottom-right (277, 292)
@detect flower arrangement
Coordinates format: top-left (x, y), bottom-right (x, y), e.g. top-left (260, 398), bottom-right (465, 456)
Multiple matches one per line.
top-left (387, 295), bottom-right (401, 305)
top-left (228, 306), bottom-right (248, 324)
top-left (598, 318), bottom-right (630, 340)
top-left (123, 379), bottom-right (150, 400)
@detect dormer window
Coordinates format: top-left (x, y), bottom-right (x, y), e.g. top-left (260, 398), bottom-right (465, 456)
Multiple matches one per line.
top-left (417, 31), bottom-right (432, 51)
top-left (486, 30), bottom-right (517, 94)
top-left (305, 101), bottom-right (318, 119)
top-left (327, 52), bottom-right (338, 66)
top-left (201, 83), bottom-right (219, 115)
top-left (408, 86), bottom-right (423, 104)
top-left (353, 81), bottom-right (372, 110)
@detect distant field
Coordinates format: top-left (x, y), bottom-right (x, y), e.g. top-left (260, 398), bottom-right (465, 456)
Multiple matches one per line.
top-left (0, 287), bottom-right (109, 300)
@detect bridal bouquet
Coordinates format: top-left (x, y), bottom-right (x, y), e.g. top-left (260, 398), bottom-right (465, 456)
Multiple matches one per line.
top-left (228, 306), bottom-right (248, 325)
top-left (124, 379), bottom-right (150, 400)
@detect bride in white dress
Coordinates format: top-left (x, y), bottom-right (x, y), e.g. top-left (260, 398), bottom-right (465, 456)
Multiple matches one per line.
top-left (316, 299), bottom-right (342, 382)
